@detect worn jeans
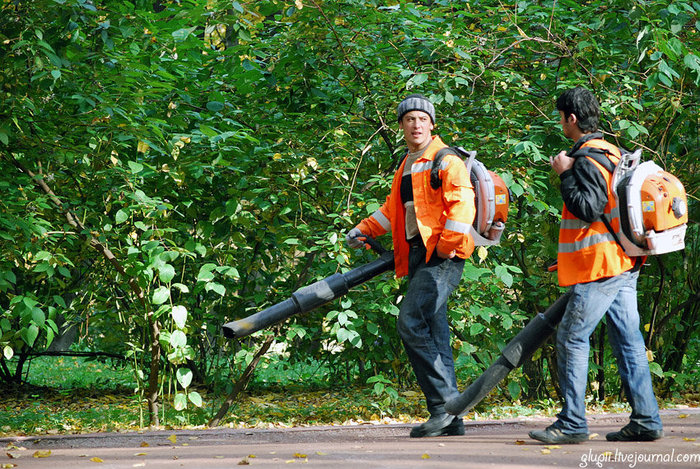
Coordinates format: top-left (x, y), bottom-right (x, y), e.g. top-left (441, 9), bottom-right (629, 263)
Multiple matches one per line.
top-left (397, 241), bottom-right (465, 416)
top-left (554, 269), bottom-right (662, 433)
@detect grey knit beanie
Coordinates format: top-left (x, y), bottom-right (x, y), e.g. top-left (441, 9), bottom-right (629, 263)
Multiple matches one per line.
top-left (397, 94), bottom-right (435, 124)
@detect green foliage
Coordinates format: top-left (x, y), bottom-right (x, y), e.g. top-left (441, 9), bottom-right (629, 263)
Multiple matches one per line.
top-left (0, 0), bottom-right (697, 427)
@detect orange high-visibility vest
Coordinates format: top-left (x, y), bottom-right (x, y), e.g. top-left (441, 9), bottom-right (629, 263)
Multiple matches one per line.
top-left (557, 139), bottom-right (635, 286)
top-left (356, 136), bottom-right (475, 278)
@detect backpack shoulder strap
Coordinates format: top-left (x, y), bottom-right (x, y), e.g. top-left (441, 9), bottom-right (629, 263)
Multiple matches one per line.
top-left (574, 146), bottom-right (617, 174)
top-left (431, 147), bottom-right (459, 189)
top-left (573, 146), bottom-right (638, 256)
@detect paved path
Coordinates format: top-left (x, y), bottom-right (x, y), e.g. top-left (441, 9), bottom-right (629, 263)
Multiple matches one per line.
top-left (3, 408), bottom-right (700, 468)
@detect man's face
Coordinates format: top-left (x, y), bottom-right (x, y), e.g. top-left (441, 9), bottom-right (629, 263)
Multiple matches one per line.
top-left (559, 110), bottom-right (577, 140)
top-left (400, 110), bottom-right (434, 151)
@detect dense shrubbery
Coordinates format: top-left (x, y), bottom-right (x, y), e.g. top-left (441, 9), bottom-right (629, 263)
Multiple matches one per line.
top-left (1, 0), bottom-right (697, 426)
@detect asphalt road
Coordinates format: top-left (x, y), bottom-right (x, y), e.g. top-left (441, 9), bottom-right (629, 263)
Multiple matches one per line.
top-left (2, 408), bottom-right (699, 469)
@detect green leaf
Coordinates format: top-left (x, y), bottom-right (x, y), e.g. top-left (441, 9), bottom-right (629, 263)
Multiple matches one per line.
top-left (21, 324), bottom-right (39, 347)
top-left (3, 345), bottom-right (13, 360)
top-left (205, 282), bottom-right (225, 296)
top-left (31, 307), bottom-right (45, 327)
top-left (172, 26), bottom-right (197, 42)
top-left (152, 286), bottom-right (170, 305)
top-left (158, 263), bottom-right (176, 283)
top-left (206, 101), bottom-right (224, 112)
top-left (173, 392), bottom-right (187, 411)
top-left (176, 367), bottom-right (193, 389)
top-left (115, 209), bottom-right (128, 224)
top-left (128, 161), bottom-right (144, 173)
top-left (170, 330), bottom-right (187, 348)
top-left (171, 305), bottom-right (187, 329)
top-left (199, 124), bottom-right (218, 137)
top-left (507, 380), bottom-right (521, 400)
top-left (648, 361), bottom-right (664, 378)
top-left (188, 391), bottom-right (203, 407)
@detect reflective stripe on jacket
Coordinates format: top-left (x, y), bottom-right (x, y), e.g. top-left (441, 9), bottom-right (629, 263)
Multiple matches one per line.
top-left (557, 139), bottom-right (634, 286)
top-left (355, 136), bottom-right (475, 278)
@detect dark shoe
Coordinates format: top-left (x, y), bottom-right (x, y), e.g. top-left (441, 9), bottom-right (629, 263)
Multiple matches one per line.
top-left (529, 425), bottom-right (589, 444)
top-left (606, 424), bottom-right (664, 441)
top-left (410, 414), bottom-right (465, 438)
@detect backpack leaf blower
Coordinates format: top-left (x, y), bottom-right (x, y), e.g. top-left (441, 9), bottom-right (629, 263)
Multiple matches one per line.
top-left (222, 151), bottom-right (509, 340)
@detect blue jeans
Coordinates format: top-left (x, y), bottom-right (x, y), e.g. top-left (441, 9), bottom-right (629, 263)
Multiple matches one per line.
top-left (554, 269), bottom-right (663, 433)
top-left (397, 241), bottom-right (465, 416)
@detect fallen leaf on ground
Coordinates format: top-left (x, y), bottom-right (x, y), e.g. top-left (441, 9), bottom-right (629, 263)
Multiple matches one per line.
top-left (588, 433), bottom-right (599, 439)
top-left (238, 458), bottom-right (250, 465)
top-left (247, 454), bottom-right (256, 458)
top-left (683, 437), bottom-right (696, 441)
top-left (33, 450), bottom-right (51, 458)
top-left (421, 453), bottom-right (430, 459)
top-left (679, 414), bottom-right (688, 418)
top-left (140, 442), bottom-right (149, 447)
top-left (515, 440), bottom-right (525, 445)
top-left (544, 445), bottom-right (561, 450)
top-left (541, 449), bottom-right (551, 454)
top-left (2, 464), bottom-right (17, 468)
top-left (134, 452), bottom-right (147, 456)
top-left (167, 434), bottom-right (177, 444)
top-left (315, 451), bottom-right (327, 455)
top-left (90, 456), bottom-right (103, 463)
top-left (293, 452), bottom-right (307, 458)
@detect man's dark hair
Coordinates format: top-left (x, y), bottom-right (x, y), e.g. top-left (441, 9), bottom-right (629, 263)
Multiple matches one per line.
top-left (556, 87), bottom-right (600, 133)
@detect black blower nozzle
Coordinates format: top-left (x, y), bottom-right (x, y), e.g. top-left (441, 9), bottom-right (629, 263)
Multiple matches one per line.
top-left (445, 290), bottom-right (571, 416)
top-left (222, 251), bottom-right (395, 339)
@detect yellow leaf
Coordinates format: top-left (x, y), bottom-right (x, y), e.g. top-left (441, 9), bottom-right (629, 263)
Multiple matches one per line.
top-left (644, 323), bottom-right (650, 332)
top-left (421, 453), bottom-right (431, 459)
top-left (294, 0), bottom-right (303, 9)
top-left (601, 451), bottom-right (613, 457)
top-left (134, 452), bottom-right (147, 456)
top-left (646, 349), bottom-right (654, 362)
top-left (33, 450), bottom-right (51, 458)
top-left (588, 433), bottom-right (599, 439)
top-left (247, 454), bottom-right (257, 458)
top-left (544, 445), bottom-right (561, 450)
top-left (541, 449), bottom-right (551, 454)
top-left (140, 442), bottom-right (150, 447)
top-left (2, 464), bottom-right (17, 468)
top-left (683, 437), bottom-right (696, 441)
top-left (132, 464), bottom-right (145, 468)
top-left (167, 434), bottom-right (177, 444)
top-left (294, 452), bottom-right (307, 458)
top-left (90, 457), bottom-right (103, 463)
top-left (515, 440), bottom-right (526, 445)
top-left (316, 451), bottom-right (327, 455)
top-left (679, 414), bottom-right (688, 418)
top-left (137, 141), bottom-right (149, 154)
top-left (477, 246), bottom-right (488, 262)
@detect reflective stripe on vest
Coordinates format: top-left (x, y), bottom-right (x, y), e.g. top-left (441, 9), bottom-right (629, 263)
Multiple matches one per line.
top-left (370, 209), bottom-right (391, 232)
top-left (445, 218), bottom-right (471, 234)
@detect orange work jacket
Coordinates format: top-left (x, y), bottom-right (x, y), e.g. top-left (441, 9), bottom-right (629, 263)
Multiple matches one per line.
top-left (355, 136), bottom-right (475, 278)
top-left (557, 139), bottom-right (635, 286)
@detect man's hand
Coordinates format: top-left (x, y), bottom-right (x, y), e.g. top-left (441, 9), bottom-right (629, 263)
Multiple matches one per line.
top-left (550, 150), bottom-right (574, 175)
top-left (436, 248), bottom-right (456, 259)
top-left (346, 227), bottom-right (367, 249)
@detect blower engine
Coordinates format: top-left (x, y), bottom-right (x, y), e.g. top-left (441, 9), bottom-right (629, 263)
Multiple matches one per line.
top-left (612, 149), bottom-right (688, 256)
top-left (452, 148), bottom-right (510, 246)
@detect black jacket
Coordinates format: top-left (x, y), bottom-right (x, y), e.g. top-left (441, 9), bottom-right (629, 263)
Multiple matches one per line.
top-left (559, 132), bottom-right (611, 223)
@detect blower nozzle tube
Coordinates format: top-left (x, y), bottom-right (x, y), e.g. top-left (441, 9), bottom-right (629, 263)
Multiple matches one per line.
top-left (222, 252), bottom-right (394, 339)
top-left (445, 290), bottom-right (571, 416)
